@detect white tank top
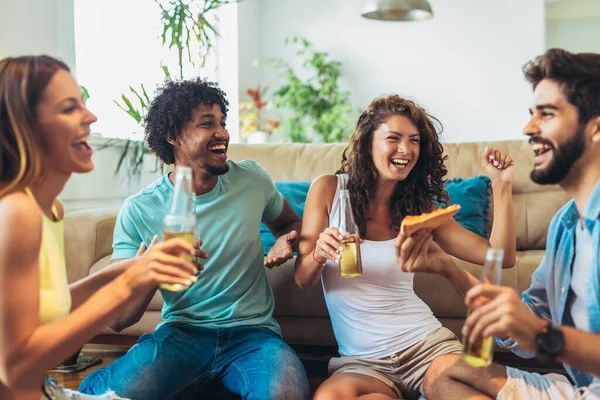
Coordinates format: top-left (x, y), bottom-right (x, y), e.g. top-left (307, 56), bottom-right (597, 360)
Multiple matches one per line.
top-left (322, 176), bottom-right (441, 358)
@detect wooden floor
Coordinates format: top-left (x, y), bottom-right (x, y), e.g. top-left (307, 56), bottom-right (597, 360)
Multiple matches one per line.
top-left (49, 358), bottom-right (117, 390)
top-left (48, 345), bottom-right (125, 391)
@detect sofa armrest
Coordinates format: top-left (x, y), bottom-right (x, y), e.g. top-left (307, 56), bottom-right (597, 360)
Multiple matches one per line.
top-left (63, 207), bottom-right (119, 284)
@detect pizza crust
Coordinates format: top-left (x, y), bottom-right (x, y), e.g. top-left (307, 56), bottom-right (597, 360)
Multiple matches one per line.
top-left (400, 204), bottom-right (461, 237)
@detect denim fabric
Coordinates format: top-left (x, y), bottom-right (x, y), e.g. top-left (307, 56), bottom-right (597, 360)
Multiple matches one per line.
top-left (78, 324), bottom-right (309, 400)
top-left (497, 180), bottom-right (600, 388)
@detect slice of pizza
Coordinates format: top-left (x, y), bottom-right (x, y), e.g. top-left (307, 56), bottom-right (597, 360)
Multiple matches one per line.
top-left (400, 204), bottom-right (461, 237)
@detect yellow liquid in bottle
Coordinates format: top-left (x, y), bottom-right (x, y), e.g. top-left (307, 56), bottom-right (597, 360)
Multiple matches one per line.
top-left (160, 230), bottom-right (195, 292)
top-left (462, 335), bottom-right (494, 367)
top-left (339, 235), bottom-right (363, 278)
top-left (461, 298), bottom-right (494, 367)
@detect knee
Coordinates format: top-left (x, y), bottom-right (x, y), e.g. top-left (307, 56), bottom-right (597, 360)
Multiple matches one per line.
top-left (313, 385), bottom-right (350, 400)
top-left (262, 379), bottom-right (309, 400)
top-left (423, 354), bottom-right (462, 396)
top-left (260, 357), bottom-right (309, 400)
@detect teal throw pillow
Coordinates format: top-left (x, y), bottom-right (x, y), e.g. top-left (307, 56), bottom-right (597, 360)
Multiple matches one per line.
top-left (441, 175), bottom-right (492, 238)
top-left (260, 182), bottom-right (310, 255)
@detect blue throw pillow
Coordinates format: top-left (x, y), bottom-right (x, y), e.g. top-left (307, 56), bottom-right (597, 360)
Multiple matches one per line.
top-left (260, 182), bottom-right (311, 255)
top-left (442, 175), bottom-right (492, 238)
top-left (259, 176), bottom-right (491, 255)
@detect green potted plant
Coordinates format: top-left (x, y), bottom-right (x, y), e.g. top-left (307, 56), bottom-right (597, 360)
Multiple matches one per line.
top-left (109, 0), bottom-right (241, 176)
top-left (267, 37), bottom-right (354, 143)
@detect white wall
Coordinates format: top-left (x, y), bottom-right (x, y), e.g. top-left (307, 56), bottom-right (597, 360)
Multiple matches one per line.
top-left (545, 0), bottom-right (600, 53)
top-left (60, 138), bottom-right (164, 212)
top-left (237, 0), bottom-right (262, 102)
top-left (239, 0), bottom-right (546, 143)
top-left (547, 18), bottom-right (600, 53)
top-left (0, 0), bottom-right (75, 68)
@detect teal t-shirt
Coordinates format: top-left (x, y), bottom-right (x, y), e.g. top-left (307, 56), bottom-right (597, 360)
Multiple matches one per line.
top-left (112, 160), bottom-right (284, 334)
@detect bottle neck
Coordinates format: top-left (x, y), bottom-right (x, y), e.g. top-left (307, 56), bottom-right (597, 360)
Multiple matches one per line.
top-left (170, 168), bottom-right (193, 216)
top-left (481, 253), bottom-right (503, 285)
top-left (337, 173), bottom-right (349, 191)
top-left (335, 190), bottom-right (359, 236)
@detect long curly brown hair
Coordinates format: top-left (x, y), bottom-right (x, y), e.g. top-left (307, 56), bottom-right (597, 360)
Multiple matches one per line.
top-left (338, 95), bottom-right (449, 237)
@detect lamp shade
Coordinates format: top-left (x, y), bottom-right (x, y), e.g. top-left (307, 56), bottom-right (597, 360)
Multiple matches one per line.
top-left (361, 0), bottom-right (434, 21)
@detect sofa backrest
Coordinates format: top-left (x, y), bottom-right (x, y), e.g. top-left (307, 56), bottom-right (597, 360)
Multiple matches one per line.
top-left (228, 140), bottom-right (570, 250)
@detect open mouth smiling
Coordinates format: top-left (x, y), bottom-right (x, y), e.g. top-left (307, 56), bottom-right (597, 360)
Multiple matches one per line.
top-left (208, 143), bottom-right (227, 155)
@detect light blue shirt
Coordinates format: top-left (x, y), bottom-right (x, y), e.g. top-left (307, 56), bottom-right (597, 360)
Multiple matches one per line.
top-left (112, 160), bottom-right (284, 334)
top-left (497, 179), bottom-right (600, 387)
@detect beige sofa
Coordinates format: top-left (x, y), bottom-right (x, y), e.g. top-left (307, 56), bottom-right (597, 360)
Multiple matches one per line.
top-left (64, 140), bottom-right (570, 348)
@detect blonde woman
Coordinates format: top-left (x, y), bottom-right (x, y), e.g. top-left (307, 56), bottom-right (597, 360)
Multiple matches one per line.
top-left (0, 55), bottom-right (201, 400)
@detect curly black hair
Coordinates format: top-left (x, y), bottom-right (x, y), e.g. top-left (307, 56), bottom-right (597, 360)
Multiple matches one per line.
top-left (144, 78), bottom-right (229, 164)
top-left (338, 95), bottom-right (449, 237)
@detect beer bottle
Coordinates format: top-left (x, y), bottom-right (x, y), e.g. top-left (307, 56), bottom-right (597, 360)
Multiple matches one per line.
top-left (461, 248), bottom-right (504, 367)
top-left (161, 166), bottom-right (196, 291)
top-left (331, 174), bottom-right (362, 278)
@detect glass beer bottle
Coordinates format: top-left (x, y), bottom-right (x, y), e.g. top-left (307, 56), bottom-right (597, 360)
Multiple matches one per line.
top-left (461, 248), bottom-right (504, 367)
top-left (161, 166), bottom-right (196, 292)
top-left (332, 174), bottom-right (362, 278)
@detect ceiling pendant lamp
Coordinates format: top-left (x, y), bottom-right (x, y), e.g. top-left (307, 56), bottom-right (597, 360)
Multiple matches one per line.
top-left (361, 0), bottom-right (434, 21)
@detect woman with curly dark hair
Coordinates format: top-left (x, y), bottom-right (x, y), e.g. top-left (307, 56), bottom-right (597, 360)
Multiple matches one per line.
top-left (295, 95), bottom-right (516, 399)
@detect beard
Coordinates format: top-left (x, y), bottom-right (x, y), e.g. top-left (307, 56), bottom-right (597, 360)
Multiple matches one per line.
top-left (205, 162), bottom-right (229, 176)
top-left (530, 127), bottom-right (585, 185)
top-left (190, 149), bottom-right (230, 176)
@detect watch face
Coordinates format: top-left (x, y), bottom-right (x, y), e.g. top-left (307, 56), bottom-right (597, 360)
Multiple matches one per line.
top-left (539, 324), bottom-right (565, 357)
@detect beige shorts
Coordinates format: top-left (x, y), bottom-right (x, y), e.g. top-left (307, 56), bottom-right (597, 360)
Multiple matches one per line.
top-left (328, 327), bottom-right (462, 399)
top-left (498, 367), bottom-right (600, 400)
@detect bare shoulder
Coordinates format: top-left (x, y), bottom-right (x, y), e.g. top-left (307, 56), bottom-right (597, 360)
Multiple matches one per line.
top-left (0, 192), bottom-right (43, 261)
top-left (307, 174), bottom-right (338, 213)
top-left (309, 174), bottom-right (338, 194)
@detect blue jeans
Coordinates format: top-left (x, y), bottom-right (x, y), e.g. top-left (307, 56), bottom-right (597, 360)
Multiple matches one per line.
top-left (78, 323), bottom-right (309, 400)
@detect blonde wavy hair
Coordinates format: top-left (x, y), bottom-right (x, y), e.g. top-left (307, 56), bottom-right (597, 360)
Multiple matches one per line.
top-left (0, 55), bottom-right (69, 198)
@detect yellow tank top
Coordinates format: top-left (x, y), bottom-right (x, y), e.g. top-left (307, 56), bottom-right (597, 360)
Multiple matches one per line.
top-left (24, 188), bottom-right (71, 324)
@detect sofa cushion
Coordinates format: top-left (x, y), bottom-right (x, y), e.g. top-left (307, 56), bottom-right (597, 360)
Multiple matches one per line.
top-left (268, 258), bottom-right (330, 318)
top-left (443, 175), bottom-right (491, 238)
top-left (260, 182), bottom-right (310, 255)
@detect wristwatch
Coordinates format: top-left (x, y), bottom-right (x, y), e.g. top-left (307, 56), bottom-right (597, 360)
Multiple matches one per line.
top-left (536, 321), bottom-right (565, 359)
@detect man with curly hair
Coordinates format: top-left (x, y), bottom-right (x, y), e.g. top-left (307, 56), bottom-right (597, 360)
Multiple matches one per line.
top-left (80, 79), bottom-right (309, 400)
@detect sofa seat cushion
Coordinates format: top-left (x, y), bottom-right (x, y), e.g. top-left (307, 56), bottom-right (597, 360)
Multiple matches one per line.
top-left (89, 255), bottom-right (165, 311)
top-left (268, 258), bottom-right (330, 318)
top-left (99, 310), bottom-right (162, 336)
top-left (414, 250), bottom-right (543, 318)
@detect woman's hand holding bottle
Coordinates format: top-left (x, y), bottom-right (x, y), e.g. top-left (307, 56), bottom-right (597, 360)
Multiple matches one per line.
top-left (120, 238), bottom-right (198, 293)
top-left (313, 227), bottom-right (344, 264)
